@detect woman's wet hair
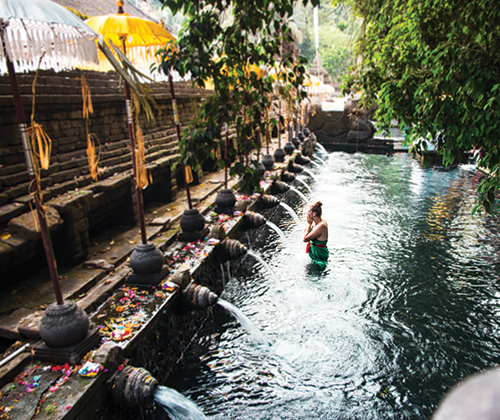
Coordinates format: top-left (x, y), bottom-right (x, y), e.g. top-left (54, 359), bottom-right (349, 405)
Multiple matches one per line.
top-left (309, 201), bottom-right (323, 218)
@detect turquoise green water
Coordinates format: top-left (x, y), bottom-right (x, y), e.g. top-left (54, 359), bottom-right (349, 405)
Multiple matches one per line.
top-left (170, 153), bottom-right (500, 419)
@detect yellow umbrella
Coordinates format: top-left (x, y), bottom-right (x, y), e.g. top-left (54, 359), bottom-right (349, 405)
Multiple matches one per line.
top-left (85, 1), bottom-right (175, 72)
top-left (203, 59), bottom-right (264, 90)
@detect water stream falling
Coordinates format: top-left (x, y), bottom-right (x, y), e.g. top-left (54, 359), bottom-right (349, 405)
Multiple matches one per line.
top-left (295, 176), bottom-right (313, 194)
top-left (316, 142), bottom-right (328, 153)
top-left (154, 386), bottom-right (208, 420)
top-left (288, 185), bottom-right (309, 204)
top-left (217, 299), bottom-right (268, 345)
top-left (245, 250), bottom-right (279, 282)
top-left (301, 167), bottom-right (318, 181)
top-left (170, 152), bottom-right (500, 419)
top-left (266, 220), bottom-right (292, 250)
top-left (309, 159), bottom-right (323, 170)
top-left (224, 261), bottom-right (232, 284)
top-left (278, 202), bottom-right (301, 225)
top-left (219, 263), bottom-right (226, 288)
top-left (312, 155), bottom-right (327, 166)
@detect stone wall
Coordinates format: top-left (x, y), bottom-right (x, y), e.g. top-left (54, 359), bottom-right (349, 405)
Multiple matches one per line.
top-left (307, 100), bottom-right (376, 144)
top-left (0, 69), bottom-right (211, 286)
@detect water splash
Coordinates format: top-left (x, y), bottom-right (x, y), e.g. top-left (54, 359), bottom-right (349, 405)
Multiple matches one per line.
top-left (246, 249), bottom-right (280, 282)
top-left (279, 202), bottom-right (301, 225)
top-left (289, 186), bottom-right (309, 203)
top-left (220, 263), bottom-right (226, 288)
top-left (302, 168), bottom-right (318, 181)
top-left (266, 220), bottom-right (292, 250)
top-left (225, 261), bottom-right (232, 283)
top-left (316, 142), bottom-right (328, 153)
top-left (295, 177), bottom-right (313, 194)
top-left (155, 386), bottom-right (208, 420)
top-left (309, 160), bottom-right (323, 170)
top-left (218, 298), bottom-right (268, 345)
top-left (312, 156), bottom-right (327, 166)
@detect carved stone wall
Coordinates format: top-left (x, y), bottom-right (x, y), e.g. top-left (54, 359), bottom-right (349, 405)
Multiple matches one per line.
top-left (0, 69), bottom-right (211, 286)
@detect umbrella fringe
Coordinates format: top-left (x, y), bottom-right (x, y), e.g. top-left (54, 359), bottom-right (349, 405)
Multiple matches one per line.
top-left (0, 19), bottom-right (98, 75)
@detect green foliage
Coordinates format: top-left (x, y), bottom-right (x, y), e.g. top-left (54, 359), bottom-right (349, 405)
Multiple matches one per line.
top-left (298, 33), bottom-right (315, 65)
top-left (156, 0), bottom-right (318, 191)
top-left (322, 44), bottom-right (353, 83)
top-left (294, 2), bottom-right (360, 82)
top-left (64, 6), bottom-right (90, 21)
top-left (339, 0), bottom-right (500, 213)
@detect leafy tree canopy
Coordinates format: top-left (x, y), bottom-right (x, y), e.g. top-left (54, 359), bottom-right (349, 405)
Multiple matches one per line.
top-left (156, 0), bottom-right (319, 192)
top-left (294, 2), bottom-right (361, 83)
top-left (337, 0), bottom-right (500, 213)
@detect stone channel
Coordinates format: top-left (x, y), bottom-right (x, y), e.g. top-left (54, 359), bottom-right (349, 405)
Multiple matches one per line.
top-left (0, 134), bottom-right (317, 420)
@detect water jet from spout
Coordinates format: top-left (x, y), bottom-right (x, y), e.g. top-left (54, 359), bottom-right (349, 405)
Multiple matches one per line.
top-left (288, 186), bottom-right (308, 203)
top-left (312, 156), bottom-right (327, 166)
top-left (279, 202), bottom-right (301, 225)
top-left (218, 298), bottom-right (268, 345)
top-left (295, 177), bottom-right (313, 194)
top-left (266, 221), bottom-right (292, 250)
top-left (316, 142), bottom-right (328, 153)
top-left (155, 386), bottom-right (208, 420)
top-left (246, 250), bottom-right (279, 282)
top-left (302, 168), bottom-right (318, 181)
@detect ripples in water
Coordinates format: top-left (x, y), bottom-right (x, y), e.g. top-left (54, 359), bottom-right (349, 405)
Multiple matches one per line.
top-left (167, 153), bottom-right (500, 420)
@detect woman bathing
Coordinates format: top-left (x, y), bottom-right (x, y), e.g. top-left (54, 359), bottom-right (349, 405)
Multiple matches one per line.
top-left (303, 201), bottom-right (329, 267)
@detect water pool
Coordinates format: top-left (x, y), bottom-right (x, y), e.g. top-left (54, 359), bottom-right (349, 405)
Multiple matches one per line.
top-left (168, 152), bottom-right (500, 420)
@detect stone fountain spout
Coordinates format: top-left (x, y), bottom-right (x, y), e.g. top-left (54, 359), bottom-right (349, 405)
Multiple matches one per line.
top-left (185, 284), bottom-right (219, 309)
top-left (270, 180), bottom-right (291, 195)
top-left (242, 211), bottom-right (267, 231)
top-left (280, 170), bottom-right (296, 183)
top-left (260, 194), bottom-right (280, 209)
top-left (109, 365), bottom-right (158, 408)
top-left (216, 238), bottom-right (248, 262)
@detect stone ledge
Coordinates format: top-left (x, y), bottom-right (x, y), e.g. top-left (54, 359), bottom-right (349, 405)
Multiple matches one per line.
top-left (0, 202), bottom-right (25, 224)
top-left (48, 190), bottom-right (94, 215)
top-left (8, 206), bottom-right (63, 241)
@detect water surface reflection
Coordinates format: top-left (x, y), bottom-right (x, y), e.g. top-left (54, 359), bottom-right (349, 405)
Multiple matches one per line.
top-left (169, 153), bottom-right (500, 420)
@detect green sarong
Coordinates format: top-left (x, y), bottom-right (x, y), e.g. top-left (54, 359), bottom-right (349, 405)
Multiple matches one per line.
top-left (306, 238), bottom-right (329, 267)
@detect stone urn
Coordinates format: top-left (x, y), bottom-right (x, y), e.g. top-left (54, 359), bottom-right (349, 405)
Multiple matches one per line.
top-left (274, 148), bottom-right (286, 163)
top-left (298, 132), bottom-right (305, 141)
top-left (215, 188), bottom-right (236, 214)
top-left (129, 242), bottom-right (164, 275)
top-left (304, 127), bottom-right (311, 137)
top-left (256, 161), bottom-right (266, 178)
top-left (261, 154), bottom-right (275, 171)
top-left (284, 141), bottom-right (295, 155)
top-left (39, 301), bottom-right (89, 348)
top-left (180, 208), bottom-right (206, 233)
top-left (292, 137), bottom-right (301, 149)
